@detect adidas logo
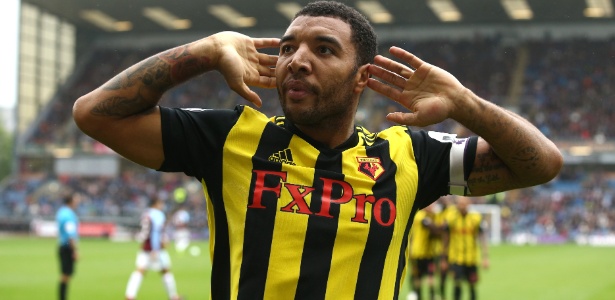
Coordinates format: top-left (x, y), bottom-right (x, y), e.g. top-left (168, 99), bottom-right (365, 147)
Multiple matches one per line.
top-left (269, 148), bottom-right (296, 166)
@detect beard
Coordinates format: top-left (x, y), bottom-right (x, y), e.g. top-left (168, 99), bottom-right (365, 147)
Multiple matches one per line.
top-left (278, 72), bottom-right (357, 127)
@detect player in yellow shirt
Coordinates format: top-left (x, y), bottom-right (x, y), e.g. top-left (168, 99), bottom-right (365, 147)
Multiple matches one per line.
top-left (443, 196), bottom-right (489, 300)
top-left (433, 196), bottom-right (458, 299)
top-left (408, 202), bottom-right (441, 300)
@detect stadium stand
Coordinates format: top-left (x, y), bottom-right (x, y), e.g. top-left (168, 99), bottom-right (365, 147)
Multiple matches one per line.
top-left (2, 34), bottom-right (615, 244)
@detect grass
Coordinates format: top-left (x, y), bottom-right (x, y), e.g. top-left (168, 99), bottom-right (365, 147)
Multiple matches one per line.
top-left (1, 237), bottom-right (614, 299)
top-left (0, 237), bottom-right (211, 299)
top-left (477, 244), bottom-right (615, 300)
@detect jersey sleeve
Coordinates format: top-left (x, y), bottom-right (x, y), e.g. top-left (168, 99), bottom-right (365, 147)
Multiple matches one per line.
top-left (64, 221), bottom-right (77, 238)
top-left (137, 213), bottom-right (151, 243)
top-left (409, 130), bottom-right (478, 209)
top-left (158, 106), bottom-right (243, 179)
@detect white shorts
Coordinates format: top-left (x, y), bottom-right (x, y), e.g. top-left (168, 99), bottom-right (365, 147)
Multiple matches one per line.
top-left (173, 229), bottom-right (191, 242)
top-left (135, 250), bottom-right (172, 271)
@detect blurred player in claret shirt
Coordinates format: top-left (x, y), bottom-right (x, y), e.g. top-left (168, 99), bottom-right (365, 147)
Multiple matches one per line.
top-left (170, 202), bottom-right (191, 255)
top-left (125, 197), bottom-right (181, 300)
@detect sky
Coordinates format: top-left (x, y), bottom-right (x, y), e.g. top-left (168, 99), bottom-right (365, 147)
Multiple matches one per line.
top-left (0, 0), bottom-right (19, 109)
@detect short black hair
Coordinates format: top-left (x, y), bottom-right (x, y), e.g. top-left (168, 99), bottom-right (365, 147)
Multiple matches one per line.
top-left (149, 196), bottom-right (164, 207)
top-left (294, 1), bottom-right (378, 67)
top-left (63, 193), bottom-right (76, 205)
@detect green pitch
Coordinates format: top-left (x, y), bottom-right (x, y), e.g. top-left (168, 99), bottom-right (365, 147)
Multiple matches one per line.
top-left (1, 237), bottom-right (211, 299)
top-left (1, 237), bottom-right (614, 299)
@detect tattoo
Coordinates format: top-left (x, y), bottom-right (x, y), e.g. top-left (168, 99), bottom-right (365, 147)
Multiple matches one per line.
top-left (467, 174), bottom-right (501, 186)
top-left (160, 46), bottom-right (211, 83)
top-left (139, 58), bottom-right (174, 92)
top-left (91, 92), bottom-right (154, 118)
top-left (104, 74), bottom-right (129, 90)
top-left (468, 149), bottom-right (506, 186)
top-left (509, 127), bottom-right (541, 170)
top-left (513, 146), bottom-right (540, 170)
top-left (96, 45), bottom-right (210, 118)
top-left (473, 150), bottom-right (506, 173)
top-left (102, 57), bottom-right (172, 93)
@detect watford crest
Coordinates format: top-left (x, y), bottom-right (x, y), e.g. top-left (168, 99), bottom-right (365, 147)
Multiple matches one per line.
top-left (357, 157), bottom-right (384, 180)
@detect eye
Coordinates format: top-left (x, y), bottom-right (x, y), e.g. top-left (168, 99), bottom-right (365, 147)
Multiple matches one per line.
top-left (280, 45), bottom-right (293, 54)
top-left (318, 46), bottom-right (333, 55)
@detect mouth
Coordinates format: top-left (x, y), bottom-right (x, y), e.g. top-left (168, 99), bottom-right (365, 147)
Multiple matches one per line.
top-left (284, 79), bottom-right (314, 100)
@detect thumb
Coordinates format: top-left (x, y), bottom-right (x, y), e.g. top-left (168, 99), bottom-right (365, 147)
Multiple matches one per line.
top-left (386, 112), bottom-right (419, 126)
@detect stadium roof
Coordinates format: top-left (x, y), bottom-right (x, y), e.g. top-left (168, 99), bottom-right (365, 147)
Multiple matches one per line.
top-left (22, 0), bottom-right (615, 36)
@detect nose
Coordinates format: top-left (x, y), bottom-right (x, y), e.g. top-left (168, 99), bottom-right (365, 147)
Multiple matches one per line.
top-left (287, 45), bottom-right (312, 75)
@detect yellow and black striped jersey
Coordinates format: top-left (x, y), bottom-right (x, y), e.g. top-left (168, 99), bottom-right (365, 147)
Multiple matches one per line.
top-left (159, 105), bottom-right (478, 300)
top-left (409, 210), bottom-right (438, 259)
top-left (433, 204), bottom-right (458, 255)
top-left (445, 211), bottom-right (484, 266)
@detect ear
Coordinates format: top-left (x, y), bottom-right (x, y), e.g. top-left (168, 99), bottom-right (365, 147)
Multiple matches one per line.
top-left (354, 64), bottom-right (370, 93)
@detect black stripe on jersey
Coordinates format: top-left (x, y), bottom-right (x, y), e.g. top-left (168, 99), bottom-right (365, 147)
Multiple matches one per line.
top-left (394, 203), bottom-right (420, 300)
top-left (354, 139), bottom-right (397, 299)
top-left (209, 203), bottom-right (231, 299)
top-left (237, 123), bottom-right (293, 300)
top-left (205, 154), bottom-right (233, 300)
top-left (409, 130), bottom-right (450, 208)
top-left (295, 152), bottom-right (344, 300)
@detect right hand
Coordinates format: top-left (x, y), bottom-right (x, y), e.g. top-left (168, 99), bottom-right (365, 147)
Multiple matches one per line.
top-left (440, 259), bottom-right (448, 271)
top-left (367, 47), bottom-right (467, 127)
top-left (209, 31), bottom-right (280, 107)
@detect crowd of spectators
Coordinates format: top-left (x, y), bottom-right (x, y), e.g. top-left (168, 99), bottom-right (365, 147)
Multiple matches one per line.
top-left (521, 36), bottom-right (615, 141)
top-left (498, 166), bottom-right (615, 243)
top-left (2, 35), bottom-right (615, 242)
top-left (0, 167), bottom-right (208, 230)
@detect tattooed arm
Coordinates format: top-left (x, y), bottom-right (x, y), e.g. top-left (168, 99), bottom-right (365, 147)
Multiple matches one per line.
top-left (73, 32), bottom-right (279, 169)
top-left (367, 47), bottom-right (563, 196)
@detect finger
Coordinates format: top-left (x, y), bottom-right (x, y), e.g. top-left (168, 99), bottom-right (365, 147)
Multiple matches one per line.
top-left (233, 83), bottom-right (263, 107)
top-left (373, 54), bottom-right (414, 79)
top-left (389, 47), bottom-right (425, 71)
top-left (366, 77), bottom-right (402, 101)
top-left (258, 53), bottom-right (278, 66)
top-left (256, 75), bottom-right (277, 89)
top-left (253, 38), bottom-right (280, 49)
top-left (386, 111), bottom-right (419, 126)
top-left (257, 65), bottom-right (276, 78)
top-left (367, 64), bottom-right (407, 89)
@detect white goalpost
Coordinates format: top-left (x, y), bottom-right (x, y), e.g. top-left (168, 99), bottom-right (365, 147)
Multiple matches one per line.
top-left (470, 204), bottom-right (502, 245)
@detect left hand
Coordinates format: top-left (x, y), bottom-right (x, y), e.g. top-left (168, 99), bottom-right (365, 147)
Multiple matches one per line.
top-left (366, 46), bottom-right (467, 127)
top-left (482, 257), bottom-right (490, 270)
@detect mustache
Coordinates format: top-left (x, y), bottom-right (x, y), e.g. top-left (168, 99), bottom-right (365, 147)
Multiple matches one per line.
top-left (282, 76), bottom-right (318, 94)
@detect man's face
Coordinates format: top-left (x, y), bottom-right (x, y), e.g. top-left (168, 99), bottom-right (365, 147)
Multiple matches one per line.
top-left (71, 194), bottom-right (81, 209)
top-left (457, 197), bottom-right (470, 214)
top-left (276, 16), bottom-right (362, 126)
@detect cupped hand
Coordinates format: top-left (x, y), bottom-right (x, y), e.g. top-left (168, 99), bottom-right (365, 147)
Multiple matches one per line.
top-left (211, 31), bottom-right (279, 107)
top-left (366, 46), bottom-right (466, 127)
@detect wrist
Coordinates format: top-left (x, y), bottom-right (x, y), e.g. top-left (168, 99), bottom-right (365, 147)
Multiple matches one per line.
top-left (448, 87), bottom-right (479, 122)
top-left (202, 34), bottom-right (222, 71)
